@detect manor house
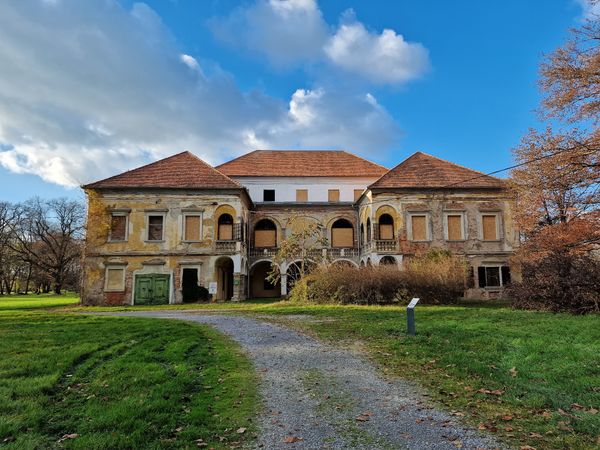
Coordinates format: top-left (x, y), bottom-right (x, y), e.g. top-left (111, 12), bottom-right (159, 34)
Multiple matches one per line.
top-left (81, 150), bottom-right (518, 305)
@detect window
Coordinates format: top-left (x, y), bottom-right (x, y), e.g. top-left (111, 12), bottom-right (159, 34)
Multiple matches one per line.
top-left (296, 189), bottom-right (308, 202)
top-left (105, 266), bottom-right (125, 291)
top-left (481, 213), bottom-right (499, 240)
top-left (354, 189), bottom-right (363, 201)
top-left (263, 189), bottom-right (275, 202)
top-left (147, 215), bottom-right (164, 241)
top-left (378, 214), bottom-right (394, 240)
top-left (183, 214), bottom-right (202, 241)
top-left (331, 218), bottom-right (354, 248)
top-left (217, 214), bottom-right (234, 240)
top-left (254, 219), bottom-right (277, 248)
top-left (109, 214), bottom-right (127, 241)
top-left (328, 189), bottom-right (340, 202)
top-left (445, 213), bottom-right (464, 241)
top-left (478, 266), bottom-right (511, 288)
top-left (409, 214), bottom-right (428, 241)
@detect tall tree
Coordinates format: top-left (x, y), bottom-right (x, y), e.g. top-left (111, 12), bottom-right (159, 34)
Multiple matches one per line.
top-left (511, 15), bottom-right (600, 257)
top-left (11, 198), bottom-right (85, 294)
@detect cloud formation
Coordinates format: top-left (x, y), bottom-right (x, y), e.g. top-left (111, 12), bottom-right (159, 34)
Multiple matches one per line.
top-left (211, 0), bottom-right (430, 84)
top-left (0, 1), bottom-right (399, 188)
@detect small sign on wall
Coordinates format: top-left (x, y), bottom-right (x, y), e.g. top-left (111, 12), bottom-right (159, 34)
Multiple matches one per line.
top-left (208, 282), bottom-right (217, 294)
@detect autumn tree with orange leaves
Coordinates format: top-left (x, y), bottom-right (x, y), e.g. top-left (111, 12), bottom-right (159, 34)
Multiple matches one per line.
top-left (508, 14), bottom-right (600, 313)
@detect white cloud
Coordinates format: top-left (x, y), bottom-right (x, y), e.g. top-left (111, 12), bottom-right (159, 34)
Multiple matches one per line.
top-left (211, 1), bottom-right (430, 84)
top-left (209, 0), bottom-right (329, 67)
top-left (576, 0), bottom-right (600, 18)
top-left (324, 21), bottom-right (429, 84)
top-left (0, 1), bottom-right (398, 188)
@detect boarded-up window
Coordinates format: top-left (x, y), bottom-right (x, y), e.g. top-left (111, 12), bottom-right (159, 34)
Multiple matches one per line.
top-left (447, 215), bottom-right (463, 240)
top-left (482, 215), bottom-right (498, 240)
top-left (184, 215), bottom-right (201, 241)
top-left (255, 230), bottom-right (276, 247)
top-left (379, 224), bottom-right (393, 240)
top-left (105, 267), bottom-right (125, 291)
top-left (411, 215), bottom-right (427, 241)
top-left (328, 189), bottom-right (340, 202)
top-left (110, 215), bottom-right (127, 241)
top-left (148, 215), bottom-right (164, 241)
top-left (219, 224), bottom-right (233, 240)
top-left (354, 189), bottom-right (363, 201)
top-left (332, 228), bottom-right (353, 247)
top-left (296, 189), bottom-right (308, 202)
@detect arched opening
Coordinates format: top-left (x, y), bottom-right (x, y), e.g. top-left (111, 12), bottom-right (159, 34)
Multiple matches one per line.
top-left (215, 257), bottom-right (234, 300)
top-left (360, 223), bottom-right (365, 245)
top-left (380, 256), bottom-right (397, 266)
top-left (366, 218), bottom-right (372, 242)
top-left (331, 218), bottom-right (354, 248)
top-left (217, 214), bottom-right (234, 240)
top-left (379, 214), bottom-right (394, 240)
top-left (286, 261), bottom-right (314, 293)
top-left (249, 261), bottom-right (280, 298)
top-left (366, 257), bottom-right (372, 267)
top-left (254, 219), bottom-right (277, 248)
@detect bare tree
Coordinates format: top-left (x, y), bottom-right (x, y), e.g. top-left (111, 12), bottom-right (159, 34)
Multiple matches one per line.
top-left (11, 198), bottom-right (85, 294)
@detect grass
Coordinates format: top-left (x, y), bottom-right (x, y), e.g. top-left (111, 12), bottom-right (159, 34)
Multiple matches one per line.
top-left (5, 294), bottom-right (599, 448)
top-left (0, 301), bottom-right (259, 449)
top-left (0, 292), bottom-right (80, 313)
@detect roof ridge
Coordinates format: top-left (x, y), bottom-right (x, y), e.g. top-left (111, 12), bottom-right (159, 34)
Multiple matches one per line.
top-left (340, 150), bottom-right (388, 171)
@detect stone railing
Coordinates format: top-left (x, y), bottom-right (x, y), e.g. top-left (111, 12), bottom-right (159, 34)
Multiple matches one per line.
top-left (362, 240), bottom-right (399, 254)
top-left (249, 247), bottom-right (278, 259)
top-left (215, 240), bottom-right (238, 253)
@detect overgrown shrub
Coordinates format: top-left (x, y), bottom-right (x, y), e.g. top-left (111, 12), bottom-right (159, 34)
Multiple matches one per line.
top-left (289, 250), bottom-right (468, 305)
top-left (507, 251), bottom-right (600, 314)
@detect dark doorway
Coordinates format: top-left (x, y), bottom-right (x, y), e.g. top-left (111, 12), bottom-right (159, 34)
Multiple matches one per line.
top-left (182, 268), bottom-right (199, 302)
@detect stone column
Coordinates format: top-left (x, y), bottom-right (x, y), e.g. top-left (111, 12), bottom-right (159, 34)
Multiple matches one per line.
top-left (232, 273), bottom-right (242, 301)
top-left (280, 273), bottom-right (288, 297)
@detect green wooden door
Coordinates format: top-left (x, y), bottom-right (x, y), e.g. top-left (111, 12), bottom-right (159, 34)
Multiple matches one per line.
top-left (135, 274), bottom-right (170, 305)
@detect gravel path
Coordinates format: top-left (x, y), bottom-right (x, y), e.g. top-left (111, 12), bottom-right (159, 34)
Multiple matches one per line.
top-left (96, 311), bottom-right (501, 450)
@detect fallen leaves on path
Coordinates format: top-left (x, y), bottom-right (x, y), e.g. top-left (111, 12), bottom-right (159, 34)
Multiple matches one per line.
top-left (283, 436), bottom-right (303, 443)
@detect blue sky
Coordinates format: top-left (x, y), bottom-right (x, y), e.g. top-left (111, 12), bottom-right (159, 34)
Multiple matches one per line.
top-left (0, 0), bottom-right (590, 202)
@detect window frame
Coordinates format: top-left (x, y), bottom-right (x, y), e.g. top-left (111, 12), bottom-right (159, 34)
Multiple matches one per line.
top-left (443, 211), bottom-right (466, 241)
top-left (108, 211), bottom-right (129, 242)
top-left (145, 211), bottom-right (166, 242)
top-left (104, 265), bottom-right (126, 292)
top-left (407, 212), bottom-right (431, 242)
top-left (353, 189), bottom-right (363, 202)
top-left (263, 189), bottom-right (275, 202)
top-left (182, 211), bottom-right (204, 243)
top-left (478, 265), bottom-right (504, 288)
top-left (479, 211), bottom-right (501, 241)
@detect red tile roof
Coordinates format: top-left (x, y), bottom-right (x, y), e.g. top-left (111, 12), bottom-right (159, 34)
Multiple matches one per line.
top-left (216, 150), bottom-right (388, 177)
top-left (84, 151), bottom-right (241, 190)
top-left (369, 152), bottom-right (506, 190)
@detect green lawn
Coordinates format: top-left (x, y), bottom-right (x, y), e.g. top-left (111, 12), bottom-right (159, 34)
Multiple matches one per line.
top-left (0, 303), bottom-right (258, 449)
top-left (0, 292), bottom-right (80, 313)
top-left (4, 295), bottom-right (599, 449)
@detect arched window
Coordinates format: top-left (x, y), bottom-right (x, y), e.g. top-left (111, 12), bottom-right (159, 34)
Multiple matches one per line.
top-left (366, 218), bottom-right (372, 242)
top-left (254, 219), bottom-right (277, 248)
top-left (331, 218), bottom-right (354, 248)
top-left (360, 223), bottom-right (365, 245)
top-left (379, 214), bottom-right (394, 240)
top-left (217, 214), bottom-right (234, 240)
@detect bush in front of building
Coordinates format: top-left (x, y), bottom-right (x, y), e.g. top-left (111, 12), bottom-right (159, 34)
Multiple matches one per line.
top-left (289, 250), bottom-right (468, 305)
top-left (506, 250), bottom-right (600, 315)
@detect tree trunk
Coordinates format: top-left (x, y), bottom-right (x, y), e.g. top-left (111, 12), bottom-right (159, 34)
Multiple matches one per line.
top-left (24, 264), bottom-right (31, 294)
